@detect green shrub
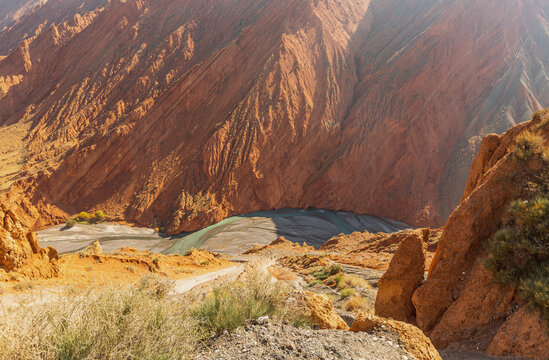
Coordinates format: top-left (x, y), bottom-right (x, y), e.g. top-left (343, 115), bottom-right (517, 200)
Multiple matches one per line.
top-left (65, 219), bottom-right (77, 228)
top-left (519, 265), bottom-right (549, 324)
top-left (485, 192), bottom-right (549, 327)
top-left (307, 280), bottom-right (323, 287)
top-left (193, 271), bottom-right (286, 334)
top-left (76, 212), bottom-right (90, 222)
top-left (511, 130), bottom-right (544, 161)
top-left (310, 264), bottom-right (342, 281)
top-left (340, 288), bottom-right (355, 298)
top-left (94, 211), bottom-right (106, 222)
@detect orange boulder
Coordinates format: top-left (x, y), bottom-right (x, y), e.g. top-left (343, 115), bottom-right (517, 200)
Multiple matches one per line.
top-left (303, 291), bottom-right (349, 330)
top-left (375, 229), bottom-right (428, 323)
top-left (350, 313), bottom-right (442, 360)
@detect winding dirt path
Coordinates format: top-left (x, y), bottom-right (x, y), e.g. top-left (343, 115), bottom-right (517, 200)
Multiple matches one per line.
top-left (173, 257), bottom-right (276, 294)
top-left (173, 265), bottom-right (245, 293)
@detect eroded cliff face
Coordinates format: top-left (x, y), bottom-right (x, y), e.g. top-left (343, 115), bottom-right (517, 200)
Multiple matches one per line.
top-left (407, 110), bottom-right (549, 359)
top-left (0, 0), bottom-right (548, 232)
top-left (0, 202), bottom-right (59, 280)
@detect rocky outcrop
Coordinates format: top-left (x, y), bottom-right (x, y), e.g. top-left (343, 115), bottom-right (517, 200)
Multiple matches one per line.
top-left (375, 229), bottom-right (428, 323)
top-left (303, 291), bottom-right (349, 330)
top-left (244, 236), bottom-right (315, 256)
top-left (486, 307), bottom-right (549, 359)
top-left (79, 240), bottom-right (103, 256)
top-left (0, 203), bottom-right (59, 280)
top-left (376, 110), bottom-right (549, 359)
top-left (319, 228), bottom-right (440, 270)
top-left (350, 313), bottom-right (442, 360)
top-left (1, 0), bottom-right (548, 233)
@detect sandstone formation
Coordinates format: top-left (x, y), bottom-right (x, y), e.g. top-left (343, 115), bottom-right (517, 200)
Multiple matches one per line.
top-left (79, 239), bottom-right (103, 256)
top-left (0, 203), bottom-right (59, 280)
top-left (375, 110), bottom-right (549, 359)
top-left (319, 228), bottom-right (440, 270)
top-left (244, 236), bottom-right (315, 256)
top-left (375, 229), bottom-right (428, 323)
top-left (71, 247), bottom-right (226, 279)
top-left (0, 245), bottom-right (231, 290)
top-left (350, 313), bottom-right (441, 360)
top-left (0, 0), bottom-right (548, 233)
top-left (303, 291), bottom-right (349, 330)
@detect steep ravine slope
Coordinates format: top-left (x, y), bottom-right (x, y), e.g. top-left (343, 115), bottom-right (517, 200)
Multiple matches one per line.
top-left (0, 0), bottom-right (548, 233)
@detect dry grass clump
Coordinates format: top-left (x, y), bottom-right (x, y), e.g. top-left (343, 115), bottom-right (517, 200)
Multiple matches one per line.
top-left (338, 274), bottom-right (373, 290)
top-left (325, 272), bottom-right (373, 291)
top-left (193, 271), bottom-right (291, 334)
top-left (344, 295), bottom-right (373, 314)
top-left (0, 276), bottom-right (203, 360)
top-left (533, 108), bottom-right (549, 128)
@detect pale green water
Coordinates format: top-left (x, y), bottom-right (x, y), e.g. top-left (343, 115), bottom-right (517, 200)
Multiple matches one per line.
top-left (163, 208), bottom-right (408, 255)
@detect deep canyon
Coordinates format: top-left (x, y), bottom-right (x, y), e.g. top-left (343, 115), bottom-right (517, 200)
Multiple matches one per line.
top-left (0, 0), bottom-right (547, 233)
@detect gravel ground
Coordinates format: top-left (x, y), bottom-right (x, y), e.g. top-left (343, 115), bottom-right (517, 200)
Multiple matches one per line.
top-left (439, 350), bottom-right (527, 360)
top-left (195, 322), bottom-right (413, 360)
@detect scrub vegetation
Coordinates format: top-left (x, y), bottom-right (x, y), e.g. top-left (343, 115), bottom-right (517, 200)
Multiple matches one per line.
top-left (65, 211), bottom-right (108, 228)
top-left (0, 273), bottom-right (307, 360)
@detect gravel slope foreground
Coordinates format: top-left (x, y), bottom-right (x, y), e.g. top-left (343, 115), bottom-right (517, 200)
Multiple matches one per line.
top-left (196, 323), bottom-right (411, 360)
